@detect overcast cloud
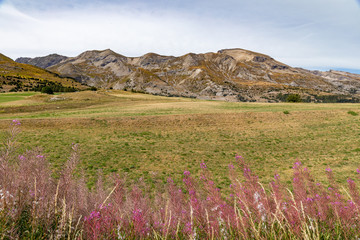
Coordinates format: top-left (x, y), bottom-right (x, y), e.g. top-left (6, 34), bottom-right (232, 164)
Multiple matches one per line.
top-left (1, 0), bottom-right (359, 72)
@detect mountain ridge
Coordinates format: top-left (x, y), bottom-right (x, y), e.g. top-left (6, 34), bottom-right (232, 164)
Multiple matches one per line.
top-left (15, 48), bottom-right (360, 102)
top-left (16, 53), bottom-right (68, 69)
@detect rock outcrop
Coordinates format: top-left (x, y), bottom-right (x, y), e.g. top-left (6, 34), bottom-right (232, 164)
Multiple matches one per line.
top-left (16, 54), bottom-right (68, 69)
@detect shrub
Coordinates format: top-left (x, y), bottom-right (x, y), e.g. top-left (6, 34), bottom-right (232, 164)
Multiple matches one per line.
top-left (348, 111), bottom-right (358, 116)
top-left (286, 94), bottom-right (302, 102)
top-left (283, 110), bottom-right (290, 114)
top-left (41, 86), bottom-right (54, 94)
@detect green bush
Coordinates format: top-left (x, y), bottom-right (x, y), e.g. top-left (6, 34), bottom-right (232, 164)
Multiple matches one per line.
top-left (348, 111), bottom-right (358, 116)
top-left (41, 86), bottom-right (54, 94)
top-left (286, 94), bottom-right (302, 103)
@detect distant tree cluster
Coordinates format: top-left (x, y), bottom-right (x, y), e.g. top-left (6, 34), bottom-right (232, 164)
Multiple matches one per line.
top-left (276, 93), bottom-right (302, 103)
top-left (314, 95), bottom-right (360, 103)
top-left (40, 86), bottom-right (54, 94)
top-left (276, 93), bottom-right (360, 103)
top-left (30, 81), bottom-right (77, 93)
top-left (286, 94), bottom-right (302, 103)
top-left (0, 75), bottom-right (78, 93)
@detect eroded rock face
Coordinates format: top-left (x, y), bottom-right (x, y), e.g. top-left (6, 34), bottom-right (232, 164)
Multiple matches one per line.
top-left (271, 65), bottom-right (289, 70)
top-left (16, 54), bottom-right (68, 69)
top-left (253, 56), bottom-right (268, 62)
top-left (17, 48), bottom-right (360, 102)
top-left (309, 70), bottom-right (360, 94)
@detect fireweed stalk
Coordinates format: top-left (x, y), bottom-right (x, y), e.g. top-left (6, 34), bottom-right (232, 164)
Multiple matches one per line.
top-left (1, 120), bottom-right (360, 239)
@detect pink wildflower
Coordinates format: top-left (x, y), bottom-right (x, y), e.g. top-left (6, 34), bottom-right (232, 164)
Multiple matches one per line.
top-left (347, 178), bottom-right (354, 184)
top-left (12, 119), bottom-right (21, 125)
top-left (293, 161), bottom-right (301, 169)
top-left (200, 162), bottom-right (207, 169)
top-left (244, 167), bottom-right (251, 173)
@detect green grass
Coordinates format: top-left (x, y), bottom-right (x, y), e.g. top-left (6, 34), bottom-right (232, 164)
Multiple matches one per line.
top-left (348, 110), bottom-right (358, 116)
top-left (0, 92), bottom-right (38, 103)
top-left (1, 90), bottom-right (360, 188)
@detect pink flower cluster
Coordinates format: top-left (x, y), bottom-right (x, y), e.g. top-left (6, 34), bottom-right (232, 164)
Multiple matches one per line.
top-left (12, 119), bottom-right (21, 125)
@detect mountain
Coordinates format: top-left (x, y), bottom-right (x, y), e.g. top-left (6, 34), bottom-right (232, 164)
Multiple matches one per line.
top-left (16, 54), bottom-right (68, 69)
top-left (0, 53), bottom-right (86, 92)
top-left (18, 49), bottom-right (360, 102)
top-left (309, 69), bottom-right (360, 94)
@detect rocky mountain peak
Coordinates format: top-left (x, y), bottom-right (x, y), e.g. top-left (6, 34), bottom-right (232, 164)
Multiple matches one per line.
top-left (77, 49), bottom-right (118, 60)
top-left (218, 48), bottom-right (271, 63)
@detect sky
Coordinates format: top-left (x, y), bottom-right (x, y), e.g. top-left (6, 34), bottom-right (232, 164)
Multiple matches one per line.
top-left (1, 0), bottom-right (360, 73)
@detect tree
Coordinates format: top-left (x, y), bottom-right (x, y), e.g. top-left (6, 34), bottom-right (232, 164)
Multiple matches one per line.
top-left (41, 86), bottom-right (54, 94)
top-left (286, 94), bottom-right (302, 103)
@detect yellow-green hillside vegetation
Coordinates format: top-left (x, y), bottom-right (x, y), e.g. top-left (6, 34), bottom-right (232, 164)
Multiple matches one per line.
top-left (0, 53), bottom-right (86, 92)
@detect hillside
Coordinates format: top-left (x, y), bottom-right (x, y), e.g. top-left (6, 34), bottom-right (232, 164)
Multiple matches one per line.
top-left (0, 53), bottom-right (86, 92)
top-left (17, 49), bottom-right (360, 102)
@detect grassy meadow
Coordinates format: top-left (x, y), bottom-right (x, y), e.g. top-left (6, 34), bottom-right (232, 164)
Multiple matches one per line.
top-left (1, 90), bottom-right (360, 188)
top-left (0, 92), bottom-right (39, 104)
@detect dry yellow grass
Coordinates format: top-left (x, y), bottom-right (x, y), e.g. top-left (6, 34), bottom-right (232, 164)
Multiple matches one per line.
top-left (0, 90), bottom-right (359, 188)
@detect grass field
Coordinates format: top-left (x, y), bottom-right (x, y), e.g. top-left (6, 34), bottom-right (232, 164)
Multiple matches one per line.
top-left (0, 92), bottom-right (39, 104)
top-left (1, 90), bottom-right (360, 189)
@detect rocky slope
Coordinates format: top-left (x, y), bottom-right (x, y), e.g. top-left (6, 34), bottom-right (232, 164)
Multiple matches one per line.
top-left (309, 70), bottom-right (360, 94)
top-left (16, 54), bottom-right (68, 69)
top-left (17, 49), bottom-right (360, 102)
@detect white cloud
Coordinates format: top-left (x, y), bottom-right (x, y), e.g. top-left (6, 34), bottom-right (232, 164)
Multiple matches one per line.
top-left (0, 0), bottom-right (360, 71)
